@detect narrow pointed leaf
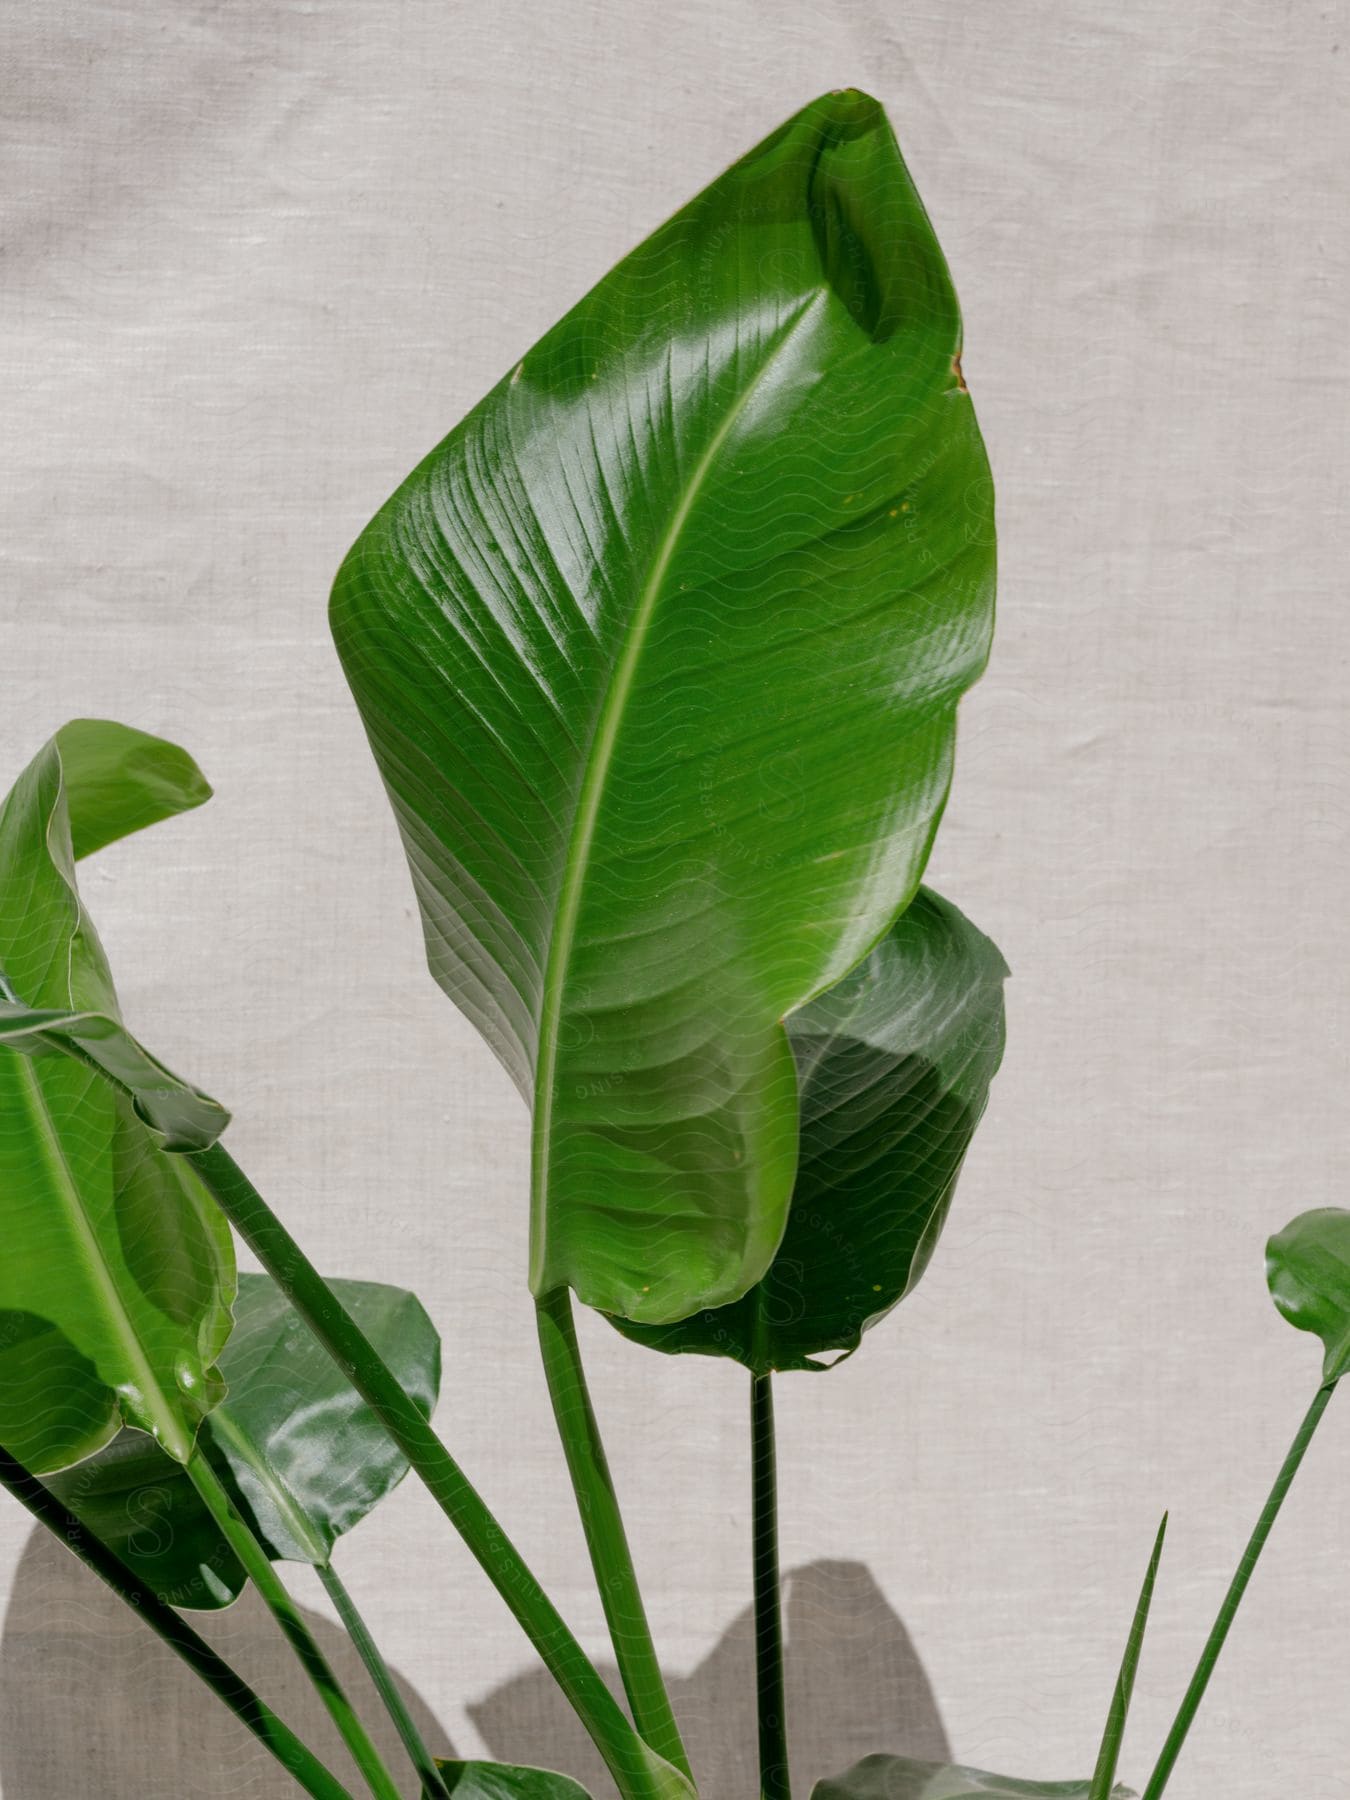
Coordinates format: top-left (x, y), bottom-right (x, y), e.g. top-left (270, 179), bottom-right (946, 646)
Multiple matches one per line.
top-left (812, 1755), bottom-right (1131, 1800)
top-left (1266, 1207), bottom-right (1350, 1383)
top-left (0, 722), bottom-right (233, 1471)
top-left (45, 1272), bottom-right (443, 1600)
top-left (435, 1761), bottom-right (594, 1800)
top-left (331, 90), bottom-right (995, 1325)
top-left (1088, 1514), bottom-right (1166, 1800)
top-left (610, 887), bottom-right (1006, 1370)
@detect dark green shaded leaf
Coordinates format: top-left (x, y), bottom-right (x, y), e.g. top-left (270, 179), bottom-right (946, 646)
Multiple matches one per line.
top-left (0, 722), bottom-right (233, 1471)
top-left (1266, 1207), bottom-right (1350, 1383)
top-left (812, 1755), bottom-right (1131, 1800)
top-left (43, 1426), bottom-right (245, 1608)
top-left (436, 1761), bottom-right (594, 1800)
top-left (331, 90), bottom-right (995, 1325)
top-left (45, 1272), bottom-right (442, 1602)
top-left (610, 888), bottom-right (1006, 1370)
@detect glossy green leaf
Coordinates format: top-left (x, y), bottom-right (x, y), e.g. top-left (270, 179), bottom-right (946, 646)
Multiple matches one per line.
top-left (0, 721), bottom-right (233, 1472)
top-left (609, 888), bottom-right (1006, 1370)
top-left (45, 1271), bottom-right (443, 1601)
top-left (1266, 1207), bottom-right (1350, 1382)
top-left (812, 1755), bottom-right (1131, 1800)
top-left (435, 1760), bottom-right (594, 1800)
top-left (209, 1271), bottom-right (442, 1563)
top-left (331, 90), bottom-right (995, 1325)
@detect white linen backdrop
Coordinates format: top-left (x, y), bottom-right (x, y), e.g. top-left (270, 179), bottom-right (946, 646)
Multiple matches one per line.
top-left (2, 2), bottom-right (1347, 1795)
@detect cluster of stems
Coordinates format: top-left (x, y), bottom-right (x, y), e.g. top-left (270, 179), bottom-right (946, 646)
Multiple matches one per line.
top-left (0, 1135), bottom-right (1338, 1800)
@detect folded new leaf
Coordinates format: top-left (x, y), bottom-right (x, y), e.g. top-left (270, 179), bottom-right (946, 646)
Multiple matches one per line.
top-left (331, 89), bottom-right (995, 1326)
top-left (45, 1272), bottom-right (442, 1605)
top-left (0, 1002), bottom-right (227, 1152)
top-left (610, 889), bottom-right (1007, 1371)
top-left (0, 721), bottom-right (233, 1471)
top-left (1266, 1207), bottom-right (1350, 1383)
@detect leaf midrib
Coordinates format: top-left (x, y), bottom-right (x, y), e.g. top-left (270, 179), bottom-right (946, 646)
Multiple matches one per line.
top-left (528, 292), bottom-right (827, 1290)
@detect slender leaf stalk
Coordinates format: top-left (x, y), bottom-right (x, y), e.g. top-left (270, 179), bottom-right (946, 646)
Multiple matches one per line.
top-left (1142, 1381), bottom-right (1337, 1800)
top-left (751, 1373), bottom-right (790, 1800)
top-left (0, 1445), bottom-right (354, 1800)
top-left (185, 1453), bottom-right (404, 1800)
top-left (1088, 1512), bottom-right (1167, 1800)
top-left (535, 1286), bottom-right (691, 1780)
top-left (317, 1561), bottom-right (452, 1800)
top-left (189, 1141), bottom-right (688, 1800)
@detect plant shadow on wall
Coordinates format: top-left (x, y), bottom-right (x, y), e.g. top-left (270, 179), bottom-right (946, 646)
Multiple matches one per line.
top-left (0, 1524), bottom-right (449, 1799)
top-left (0, 1540), bottom-right (947, 1800)
top-left (468, 1562), bottom-right (950, 1800)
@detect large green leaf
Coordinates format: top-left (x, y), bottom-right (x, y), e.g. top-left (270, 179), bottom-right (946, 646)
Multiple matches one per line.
top-left (609, 888), bottom-right (1006, 1370)
top-left (436, 1761), bottom-right (594, 1800)
top-left (1266, 1207), bottom-right (1350, 1382)
top-left (812, 1756), bottom-right (1130, 1800)
top-left (45, 1271), bottom-right (443, 1599)
top-left (0, 721), bottom-right (234, 1472)
top-left (331, 90), bottom-right (995, 1325)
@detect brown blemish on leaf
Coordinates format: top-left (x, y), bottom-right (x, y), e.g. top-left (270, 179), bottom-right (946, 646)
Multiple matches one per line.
top-left (952, 352), bottom-right (968, 393)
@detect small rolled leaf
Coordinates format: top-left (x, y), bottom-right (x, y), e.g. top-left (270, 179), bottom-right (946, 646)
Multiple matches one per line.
top-left (1266, 1207), bottom-right (1350, 1383)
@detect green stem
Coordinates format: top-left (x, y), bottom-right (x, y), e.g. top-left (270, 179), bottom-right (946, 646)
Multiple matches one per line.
top-left (185, 1453), bottom-right (404, 1800)
top-left (1142, 1381), bottom-right (1337, 1800)
top-left (751, 1373), bottom-right (790, 1800)
top-left (189, 1141), bottom-right (686, 1800)
top-left (535, 1286), bottom-right (691, 1780)
top-left (318, 1561), bottom-right (452, 1800)
top-left (0, 1445), bottom-right (354, 1800)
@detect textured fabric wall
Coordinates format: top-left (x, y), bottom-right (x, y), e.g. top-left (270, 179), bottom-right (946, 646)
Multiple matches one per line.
top-left (2, 4), bottom-right (1347, 1797)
